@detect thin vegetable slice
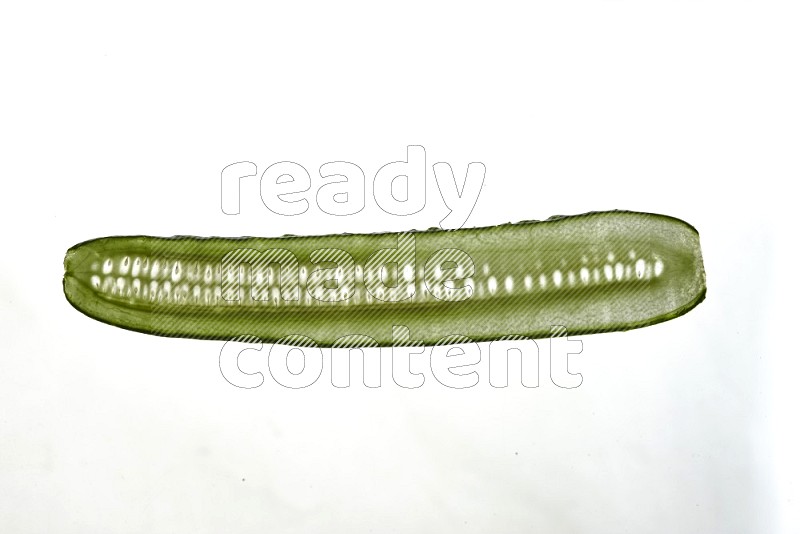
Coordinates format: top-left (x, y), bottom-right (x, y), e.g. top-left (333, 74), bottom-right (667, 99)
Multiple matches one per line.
top-left (63, 210), bottom-right (706, 346)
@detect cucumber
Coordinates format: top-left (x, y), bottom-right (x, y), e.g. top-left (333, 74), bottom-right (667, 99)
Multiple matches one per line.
top-left (62, 210), bottom-right (706, 346)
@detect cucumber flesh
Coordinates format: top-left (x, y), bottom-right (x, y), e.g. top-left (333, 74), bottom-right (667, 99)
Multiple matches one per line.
top-left (62, 211), bottom-right (706, 346)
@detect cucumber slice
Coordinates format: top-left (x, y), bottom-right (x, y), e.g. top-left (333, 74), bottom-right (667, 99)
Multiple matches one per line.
top-left (63, 210), bottom-right (706, 346)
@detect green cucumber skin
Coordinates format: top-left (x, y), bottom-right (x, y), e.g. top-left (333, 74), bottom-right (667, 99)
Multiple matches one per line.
top-left (63, 210), bottom-right (706, 347)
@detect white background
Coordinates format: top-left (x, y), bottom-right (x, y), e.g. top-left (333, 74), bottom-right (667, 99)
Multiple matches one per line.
top-left (1, 2), bottom-right (797, 532)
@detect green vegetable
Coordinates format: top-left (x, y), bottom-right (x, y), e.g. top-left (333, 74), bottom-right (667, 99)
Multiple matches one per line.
top-left (62, 210), bottom-right (706, 346)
